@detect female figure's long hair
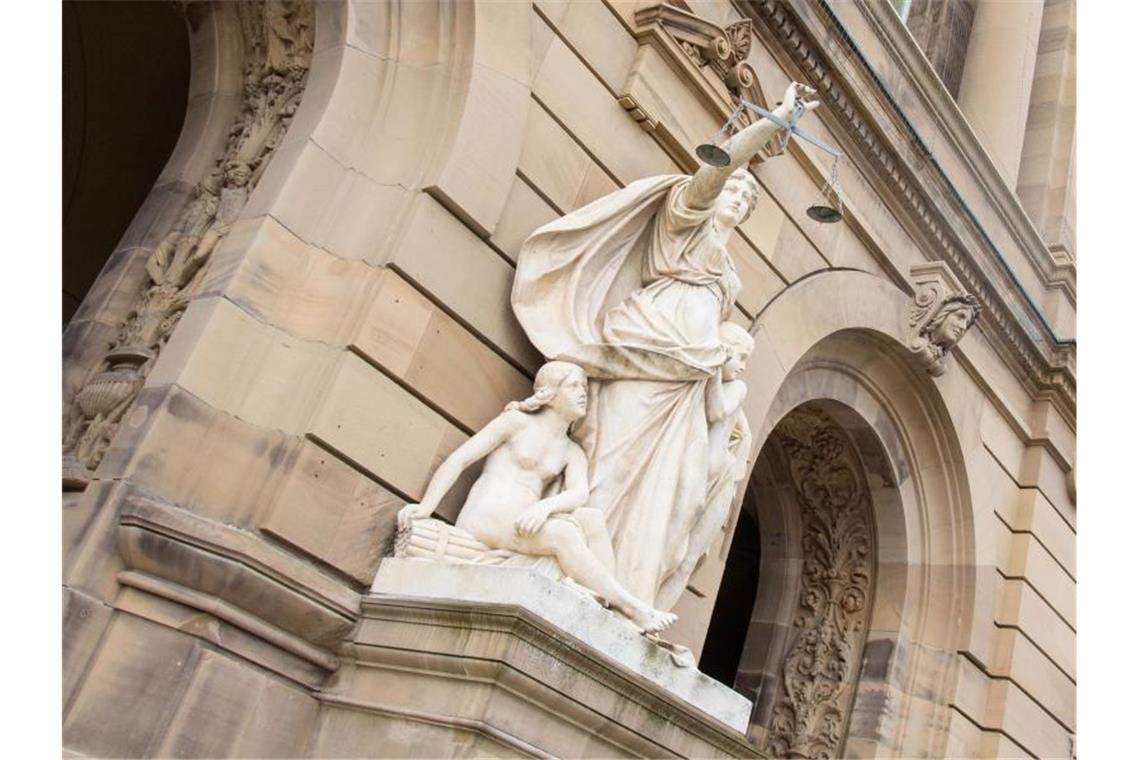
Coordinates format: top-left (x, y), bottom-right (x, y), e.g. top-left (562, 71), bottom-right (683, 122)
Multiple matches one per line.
top-left (506, 361), bottom-right (587, 413)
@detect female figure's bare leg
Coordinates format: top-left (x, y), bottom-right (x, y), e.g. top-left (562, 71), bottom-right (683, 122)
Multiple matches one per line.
top-left (569, 508), bottom-right (616, 574)
top-left (521, 520), bottom-right (676, 634)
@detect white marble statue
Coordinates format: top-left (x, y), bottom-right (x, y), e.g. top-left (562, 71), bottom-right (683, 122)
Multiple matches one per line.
top-left (656, 322), bottom-right (754, 610)
top-left (397, 361), bottom-right (678, 633)
top-left (512, 81), bottom-right (818, 609)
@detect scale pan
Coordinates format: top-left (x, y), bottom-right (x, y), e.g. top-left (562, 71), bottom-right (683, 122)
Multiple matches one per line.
top-left (696, 143), bottom-right (732, 167)
top-left (807, 204), bottom-right (842, 223)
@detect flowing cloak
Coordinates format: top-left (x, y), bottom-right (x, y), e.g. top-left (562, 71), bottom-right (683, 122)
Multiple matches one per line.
top-left (512, 174), bottom-right (742, 607)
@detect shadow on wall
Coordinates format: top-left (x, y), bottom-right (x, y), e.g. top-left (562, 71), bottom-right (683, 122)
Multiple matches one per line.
top-left (63, 1), bottom-right (189, 324)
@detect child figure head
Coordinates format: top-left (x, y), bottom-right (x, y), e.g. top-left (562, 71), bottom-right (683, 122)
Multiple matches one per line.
top-left (719, 322), bottom-right (755, 381)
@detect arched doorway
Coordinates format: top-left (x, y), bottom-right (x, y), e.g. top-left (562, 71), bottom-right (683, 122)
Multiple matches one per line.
top-left (63, 0), bottom-right (190, 324)
top-left (694, 270), bottom-right (980, 757)
top-left (704, 401), bottom-right (881, 756)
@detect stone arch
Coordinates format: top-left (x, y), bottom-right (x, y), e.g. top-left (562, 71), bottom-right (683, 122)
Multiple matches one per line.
top-left (716, 269), bottom-right (980, 758)
top-left (63, 1), bottom-right (247, 385)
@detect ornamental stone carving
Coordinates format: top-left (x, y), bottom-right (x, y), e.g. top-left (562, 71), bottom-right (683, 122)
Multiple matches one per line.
top-left (62, 0), bottom-right (315, 488)
top-left (395, 361), bottom-right (678, 635)
top-left (634, 4), bottom-right (758, 98)
top-left (763, 407), bottom-right (874, 759)
top-left (622, 5), bottom-right (788, 169)
top-left (907, 262), bottom-right (981, 376)
top-left (512, 76), bottom-right (819, 618)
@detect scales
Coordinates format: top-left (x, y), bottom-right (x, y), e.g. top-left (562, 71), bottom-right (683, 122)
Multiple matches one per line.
top-left (696, 97), bottom-right (845, 224)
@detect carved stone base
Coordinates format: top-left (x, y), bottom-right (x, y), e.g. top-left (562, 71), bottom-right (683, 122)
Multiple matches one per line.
top-left (330, 560), bottom-right (759, 757)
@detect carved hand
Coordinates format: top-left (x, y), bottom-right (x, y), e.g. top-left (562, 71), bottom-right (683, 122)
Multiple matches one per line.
top-left (514, 503), bottom-right (554, 537)
top-left (397, 502), bottom-right (432, 530)
top-left (775, 81), bottom-right (821, 121)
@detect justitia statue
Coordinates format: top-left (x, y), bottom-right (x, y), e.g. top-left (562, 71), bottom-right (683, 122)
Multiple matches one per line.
top-left (512, 81), bottom-right (819, 609)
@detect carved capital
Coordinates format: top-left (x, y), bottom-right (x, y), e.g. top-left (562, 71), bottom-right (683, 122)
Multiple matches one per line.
top-left (906, 262), bottom-right (981, 376)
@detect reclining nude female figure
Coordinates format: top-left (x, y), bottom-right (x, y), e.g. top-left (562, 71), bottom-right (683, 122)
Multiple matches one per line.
top-left (397, 361), bottom-right (677, 634)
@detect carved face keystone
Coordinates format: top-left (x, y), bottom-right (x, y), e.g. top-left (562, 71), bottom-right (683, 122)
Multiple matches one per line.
top-left (930, 305), bottom-right (972, 348)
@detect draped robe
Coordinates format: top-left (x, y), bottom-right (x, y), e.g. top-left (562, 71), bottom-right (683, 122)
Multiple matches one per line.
top-left (512, 175), bottom-right (742, 607)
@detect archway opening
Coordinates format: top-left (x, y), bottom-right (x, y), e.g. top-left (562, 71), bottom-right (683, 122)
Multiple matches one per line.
top-left (701, 401), bottom-right (883, 756)
top-left (63, 1), bottom-right (189, 324)
top-left (697, 505), bottom-right (760, 687)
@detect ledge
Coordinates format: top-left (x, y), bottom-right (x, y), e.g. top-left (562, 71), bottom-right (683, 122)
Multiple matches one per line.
top-left (367, 559), bottom-right (754, 736)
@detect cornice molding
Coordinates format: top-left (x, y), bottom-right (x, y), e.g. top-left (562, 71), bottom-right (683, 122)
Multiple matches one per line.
top-left (737, 0), bottom-right (1075, 424)
top-left (862, 0), bottom-right (1076, 302)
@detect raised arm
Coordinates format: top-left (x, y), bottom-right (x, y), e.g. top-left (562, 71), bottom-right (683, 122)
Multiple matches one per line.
top-left (683, 81), bottom-right (820, 210)
top-left (397, 412), bottom-right (518, 528)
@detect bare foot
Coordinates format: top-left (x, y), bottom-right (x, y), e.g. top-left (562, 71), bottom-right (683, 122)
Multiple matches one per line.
top-left (622, 599), bottom-right (677, 634)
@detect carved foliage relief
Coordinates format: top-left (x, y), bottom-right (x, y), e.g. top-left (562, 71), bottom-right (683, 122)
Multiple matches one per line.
top-left (764, 407), bottom-right (874, 759)
top-left (63, 1), bottom-right (315, 486)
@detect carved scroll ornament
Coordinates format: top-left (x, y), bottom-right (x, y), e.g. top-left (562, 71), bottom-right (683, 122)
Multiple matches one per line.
top-left (622, 5), bottom-right (788, 167)
top-left (764, 408), bottom-right (874, 759)
top-left (62, 0), bottom-right (315, 488)
top-left (906, 262), bottom-right (981, 376)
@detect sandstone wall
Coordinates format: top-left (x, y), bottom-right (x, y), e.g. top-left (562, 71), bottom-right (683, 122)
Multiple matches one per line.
top-left (62, 1), bottom-right (1075, 757)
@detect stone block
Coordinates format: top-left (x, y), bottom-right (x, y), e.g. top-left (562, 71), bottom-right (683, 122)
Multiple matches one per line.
top-left (62, 587), bottom-right (116, 710)
top-left (309, 351), bottom-right (469, 501)
top-left (352, 269), bottom-right (534, 432)
top-left (770, 216), bottom-right (829, 283)
top-left (154, 649), bottom-right (319, 758)
top-left (537, 0), bottom-right (638, 96)
top-left (390, 193), bottom-right (543, 371)
top-left (519, 99), bottom-right (598, 213)
top-left (1012, 488), bottom-right (1074, 576)
top-left (150, 295), bottom-right (340, 435)
top-left (425, 60), bottom-right (531, 236)
top-left (996, 575), bottom-right (1075, 678)
top-left (727, 232), bottom-right (784, 318)
top-left (112, 383), bottom-right (301, 528)
top-left (997, 525), bottom-right (1074, 626)
top-left (533, 35), bottom-right (676, 184)
top-left (261, 438), bottom-right (404, 586)
top-left (63, 613), bottom-right (203, 758)
top-left (490, 174), bottom-right (560, 261)
top-left (991, 628), bottom-right (1074, 731)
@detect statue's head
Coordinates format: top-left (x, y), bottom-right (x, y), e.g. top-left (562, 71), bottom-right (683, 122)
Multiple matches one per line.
top-left (924, 295), bottom-right (980, 350)
top-left (714, 168), bottom-right (762, 229)
top-left (223, 160), bottom-right (253, 188)
top-left (719, 322), bottom-right (755, 381)
top-left (507, 361), bottom-right (588, 421)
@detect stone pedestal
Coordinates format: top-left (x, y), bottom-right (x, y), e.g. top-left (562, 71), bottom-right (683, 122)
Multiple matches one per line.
top-left (314, 560), bottom-right (759, 758)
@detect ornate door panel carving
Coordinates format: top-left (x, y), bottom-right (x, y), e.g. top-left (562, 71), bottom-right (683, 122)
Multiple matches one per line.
top-left (762, 407), bottom-right (876, 759)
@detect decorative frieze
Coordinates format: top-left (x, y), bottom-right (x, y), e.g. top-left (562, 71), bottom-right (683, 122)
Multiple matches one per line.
top-left (62, 0), bottom-right (315, 488)
top-left (764, 407), bottom-right (874, 759)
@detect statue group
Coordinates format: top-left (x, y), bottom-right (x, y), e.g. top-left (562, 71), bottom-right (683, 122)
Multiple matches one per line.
top-left (397, 82), bottom-right (821, 635)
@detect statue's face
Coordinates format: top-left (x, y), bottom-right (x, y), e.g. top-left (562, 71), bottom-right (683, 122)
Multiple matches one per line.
top-left (552, 372), bottom-right (589, 420)
top-left (714, 177), bottom-right (755, 228)
top-left (931, 306), bottom-right (972, 347)
top-left (225, 163), bottom-right (252, 188)
top-left (721, 347), bottom-right (750, 380)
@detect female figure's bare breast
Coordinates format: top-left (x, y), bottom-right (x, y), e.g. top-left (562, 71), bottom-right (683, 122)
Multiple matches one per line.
top-left (456, 414), bottom-right (571, 538)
